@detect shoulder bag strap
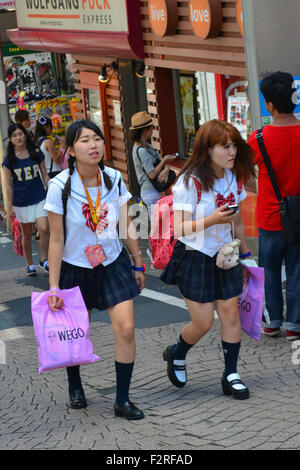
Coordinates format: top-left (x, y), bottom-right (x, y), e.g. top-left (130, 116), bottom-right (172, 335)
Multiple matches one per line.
top-left (136, 146), bottom-right (147, 176)
top-left (255, 129), bottom-right (283, 202)
top-left (190, 176), bottom-right (202, 203)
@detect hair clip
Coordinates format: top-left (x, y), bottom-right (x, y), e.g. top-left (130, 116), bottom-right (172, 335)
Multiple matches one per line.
top-left (38, 116), bottom-right (48, 125)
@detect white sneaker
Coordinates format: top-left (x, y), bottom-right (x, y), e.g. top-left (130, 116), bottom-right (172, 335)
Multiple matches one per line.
top-left (39, 259), bottom-right (49, 273)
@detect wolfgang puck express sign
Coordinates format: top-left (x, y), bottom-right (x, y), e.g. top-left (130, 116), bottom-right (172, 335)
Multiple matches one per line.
top-left (15, 0), bottom-right (128, 32)
top-left (149, 0), bottom-right (223, 39)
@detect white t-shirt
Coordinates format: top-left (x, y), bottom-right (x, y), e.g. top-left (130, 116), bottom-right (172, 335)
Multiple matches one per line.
top-left (172, 169), bottom-right (247, 257)
top-left (44, 166), bottom-right (132, 268)
top-left (40, 139), bottom-right (62, 174)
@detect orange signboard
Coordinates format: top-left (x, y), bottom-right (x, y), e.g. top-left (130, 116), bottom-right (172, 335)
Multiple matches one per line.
top-left (148, 0), bottom-right (178, 37)
top-left (189, 0), bottom-right (223, 39)
top-left (236, 0), bottom-right (244, 37)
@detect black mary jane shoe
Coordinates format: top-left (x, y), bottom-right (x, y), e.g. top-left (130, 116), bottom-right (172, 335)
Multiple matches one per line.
top-left (69, 388), bottom-right (88, 409)
top-left (221, 373), bottom-right (250, 400)
top-left (114, 401), bottom-right (144, 420)
top-left (162, 344), bottom-right (186, 389)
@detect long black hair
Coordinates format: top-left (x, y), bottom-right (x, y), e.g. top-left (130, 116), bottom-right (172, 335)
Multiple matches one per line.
top-left (62, 119), bottom-right (112, 203)
top-left (33, 115), bottom-right (52, 146)
top-left (6, 123), bottom-right (40, 170)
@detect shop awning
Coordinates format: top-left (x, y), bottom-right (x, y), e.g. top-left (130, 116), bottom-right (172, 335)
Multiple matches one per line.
top-left (6, 28), bottom-right (144, 60)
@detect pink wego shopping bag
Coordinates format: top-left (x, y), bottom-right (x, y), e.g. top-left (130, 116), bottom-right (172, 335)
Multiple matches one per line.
top-left (238, 267), bottom-right (265, 341)
top-left (31, 286), bottom-right (99, 374)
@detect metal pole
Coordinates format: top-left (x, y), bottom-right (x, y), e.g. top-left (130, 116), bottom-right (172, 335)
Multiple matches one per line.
top-left (0, 35), bottom-right (11, 231)
top-left (242, 0), bottom-right (261, 131)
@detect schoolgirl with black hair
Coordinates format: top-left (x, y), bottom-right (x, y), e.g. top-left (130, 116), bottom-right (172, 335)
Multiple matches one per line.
top-left (44, 119), bottom-right (145, 420)
top-left (2, 123), bottom-right (50, 276)
top-left (34, 115), bottom-right (62, 178)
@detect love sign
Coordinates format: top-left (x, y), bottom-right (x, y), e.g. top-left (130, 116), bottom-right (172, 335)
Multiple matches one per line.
top-left (189, 0), bottom-right (223, 39)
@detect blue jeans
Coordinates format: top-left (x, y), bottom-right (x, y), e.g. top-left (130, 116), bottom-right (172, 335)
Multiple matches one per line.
top-left (258, 228), bottom-right (300, 331)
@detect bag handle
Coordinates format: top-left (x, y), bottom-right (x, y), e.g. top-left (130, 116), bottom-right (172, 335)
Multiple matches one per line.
top-left (255, 129), bottom-right (283, 203)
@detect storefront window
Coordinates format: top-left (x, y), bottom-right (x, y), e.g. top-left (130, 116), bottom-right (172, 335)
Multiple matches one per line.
top-left (83, 88), bottom-right (102, 128)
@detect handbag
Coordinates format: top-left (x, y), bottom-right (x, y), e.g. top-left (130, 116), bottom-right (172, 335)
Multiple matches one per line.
top-left (238, 266), bottom-right (265, 341)
top-left (256, 130), bottom-right (300, 245)
top-left (137, 147), bottom-right (176, 192)
top-left (31, 286), bottom-right (100, 373)
top-left (8, 215), bottom-right (23, 257)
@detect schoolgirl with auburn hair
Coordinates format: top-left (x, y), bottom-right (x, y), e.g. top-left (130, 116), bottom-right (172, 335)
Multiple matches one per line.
top-left (180, 119), bottom-right (255, 192)
top-left (44, 119), bottom-right (145, 420)
top-left (160, 119), bottom-right (256, 400)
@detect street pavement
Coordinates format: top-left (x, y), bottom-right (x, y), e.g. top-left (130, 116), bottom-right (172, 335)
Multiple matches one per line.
top-left (0, 218), bottom-right (300, 452)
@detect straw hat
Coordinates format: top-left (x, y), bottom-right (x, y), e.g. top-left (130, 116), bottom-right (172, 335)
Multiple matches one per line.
top-left (129, 111), bottom-right (153, 130)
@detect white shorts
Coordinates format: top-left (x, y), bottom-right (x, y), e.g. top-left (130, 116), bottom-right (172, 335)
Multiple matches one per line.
top-left (14, 199), bottom-right (48, 224)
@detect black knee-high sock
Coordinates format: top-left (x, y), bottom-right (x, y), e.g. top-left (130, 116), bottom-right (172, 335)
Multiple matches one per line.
top-left (66, 366), bottom-right (82, 393)
top-left (222, 341), bottom-right (241, 377)
top-left (115, 361), bottom-right (134, 406)
top-left (172, 334), bottom-right (194, 360)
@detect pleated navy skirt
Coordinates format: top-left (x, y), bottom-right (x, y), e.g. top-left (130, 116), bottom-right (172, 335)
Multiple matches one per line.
top-left (59, 248), bottom-right (140, 311)
top-left (160, 241), bottom-right (243, 303)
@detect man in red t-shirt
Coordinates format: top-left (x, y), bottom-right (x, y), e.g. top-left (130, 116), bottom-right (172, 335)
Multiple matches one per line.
top-left (248, 71), bottom-right (300, 341)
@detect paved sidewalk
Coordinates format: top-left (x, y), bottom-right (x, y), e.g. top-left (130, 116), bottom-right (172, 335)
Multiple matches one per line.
top-left (0, 225), bottom-right (299, 450)
top-left (1, 314), bottom-right (300, 450)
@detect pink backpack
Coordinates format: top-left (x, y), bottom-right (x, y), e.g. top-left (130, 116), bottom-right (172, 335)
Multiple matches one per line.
top-left (149, 177), bottom-right (202, 270)
top-left (149, 177), bottom-right (243, 269)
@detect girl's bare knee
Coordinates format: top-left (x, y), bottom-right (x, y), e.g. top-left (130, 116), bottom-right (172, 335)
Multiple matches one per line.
top-left (116, 324), bottom-right (135, 344)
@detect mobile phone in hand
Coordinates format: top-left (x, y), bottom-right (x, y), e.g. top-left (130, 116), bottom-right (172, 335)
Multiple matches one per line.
top-left (225, 204), bottom-right (239, 212)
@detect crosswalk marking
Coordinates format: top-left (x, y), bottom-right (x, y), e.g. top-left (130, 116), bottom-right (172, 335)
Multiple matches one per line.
top-left (141, 288), bottom-right (219, 318)
top-left (0, 237), bottom-right (11, 244)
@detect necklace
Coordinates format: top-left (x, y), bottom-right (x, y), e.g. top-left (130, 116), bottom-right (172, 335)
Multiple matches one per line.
top-left (77, 167), bottom-right (101, 226)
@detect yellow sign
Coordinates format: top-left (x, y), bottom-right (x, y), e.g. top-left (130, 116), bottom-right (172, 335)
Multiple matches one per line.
top-left (15, 0), bottom-right (128, 33)
top-left (35, 96), bottom-right (73, 135)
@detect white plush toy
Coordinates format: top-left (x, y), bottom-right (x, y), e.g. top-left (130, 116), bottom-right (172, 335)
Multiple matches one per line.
top-left (216, 239), bottom-right (241, 270)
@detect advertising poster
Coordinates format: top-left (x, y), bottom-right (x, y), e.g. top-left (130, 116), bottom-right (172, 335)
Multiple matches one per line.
top-left (35, 96), bottom-right (73, 136)
top-left (3, 44), bottom-right (57, 102)
top-left (180, 73), bottom-right (199, 156)
top-left (227, 94), bottom-right (249, 140)
top-left (180, 75), bottom-right (196, 132)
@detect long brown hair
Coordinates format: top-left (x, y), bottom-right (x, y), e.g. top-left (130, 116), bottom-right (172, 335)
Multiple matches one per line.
top-left (179, 120), bottom-right (255, 192)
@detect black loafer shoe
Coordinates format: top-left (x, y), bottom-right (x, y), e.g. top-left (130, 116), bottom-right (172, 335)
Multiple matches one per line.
top-left (163, 344), bottom-right (186, 388)
top-left (221, 373), bottom-right (250, 400)
top-left (114, 401), bottom-right (144, 420)
top-left (69, 388), bottom-right (87, 409)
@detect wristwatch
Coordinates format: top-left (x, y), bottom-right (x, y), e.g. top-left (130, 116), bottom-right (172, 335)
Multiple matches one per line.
top-left (131, 264), bottom-right (146, 272)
